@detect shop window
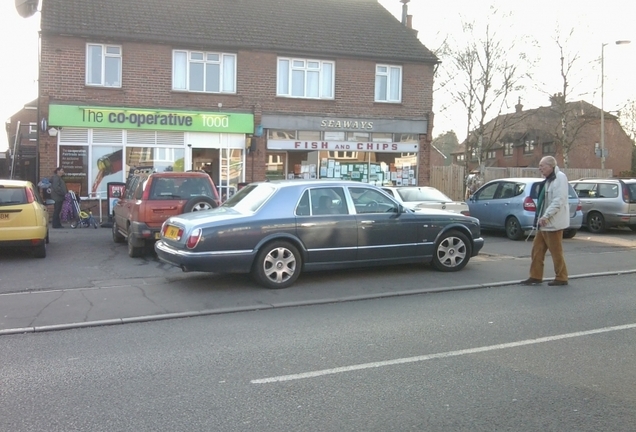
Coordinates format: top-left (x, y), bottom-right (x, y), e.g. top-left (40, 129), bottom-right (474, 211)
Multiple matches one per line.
top-left (327, 151), bottom-right (357, 159)
top-left (86, 44), bottom-right (122, 87)
top-left (347, 132), bottom-right (370, 142)
top-left (298, 130), bottom-right (321, 140)
top-left (172, 50), bottom-right (236, 93)
top-left (372, 133), bottom-right (393, 142)
top-left (277, 57), bottom-right (334, 99)
top-left (375, 64), bottom-right (402, 103)
top-left (268, 130), bottom-right (296, 140)
top-left (324, 131), bottom-right (345, 141)
top-left (266, 152), bottom-right (286, 181)
top-left (395, 134), bottom-right (418, 143)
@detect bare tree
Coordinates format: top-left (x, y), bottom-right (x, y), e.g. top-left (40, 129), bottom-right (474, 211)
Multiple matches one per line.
top-left (438, 9), bottom-right (531, 175)
top-left (544, 29), bottom-right (596, 168)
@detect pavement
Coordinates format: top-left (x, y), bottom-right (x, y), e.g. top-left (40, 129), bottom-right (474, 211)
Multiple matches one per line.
top-left (1, 226), bottom-right (635, 336)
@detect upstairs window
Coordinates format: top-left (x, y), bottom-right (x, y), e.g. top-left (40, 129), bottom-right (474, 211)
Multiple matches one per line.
top-left (487, 150), bottom-right (496, 159)
top-left (503, 142), bottom-right (514, 156)
top-left (86, 44), bottom-right (122, 87)
top-left (277, 57), bottom-right (334, 99)
top-left (524, 140), bottom-right (535, 154)
top-left (543, 143), bottom-right (555, 154)
top-left (173, 50), bottom-right (236, 93)
top-left (375, 65), bottom-right (402, 103)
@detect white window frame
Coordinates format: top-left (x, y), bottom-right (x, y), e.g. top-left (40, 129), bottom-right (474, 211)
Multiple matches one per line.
top-left (504, 142), bottom-right (514, 156)
top-left (277, 57), bottom-right (335, 99)
top-left (86, 43), bottom-right (122, 88)
top-left (172, 50), bottom-right (237, 94)
top-left (375, 64), bottom-right (402, 103)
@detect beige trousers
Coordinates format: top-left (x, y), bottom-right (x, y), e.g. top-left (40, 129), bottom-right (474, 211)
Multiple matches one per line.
top-left (529, 230), bottom-right (568, 282)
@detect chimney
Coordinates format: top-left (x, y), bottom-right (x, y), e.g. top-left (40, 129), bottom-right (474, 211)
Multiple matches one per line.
top-left (515, 97), bottom-right (523, 113)
top-left (406, 15), bottom-right (413, 29)
top-left (400, 0), bottom-right (410, 26)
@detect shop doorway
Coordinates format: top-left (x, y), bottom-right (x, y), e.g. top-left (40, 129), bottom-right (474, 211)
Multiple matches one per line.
top-left (191, 148), bottom-right (244, 201)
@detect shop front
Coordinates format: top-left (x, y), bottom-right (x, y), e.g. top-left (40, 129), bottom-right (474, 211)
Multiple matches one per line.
top-left (261, 115), bottom-right (426, 186)
top-left (47, 104), bottom-right (253, 200)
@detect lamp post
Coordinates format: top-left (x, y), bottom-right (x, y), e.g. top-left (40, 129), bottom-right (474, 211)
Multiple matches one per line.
top-left (600, 40), bottom-right (631, 170)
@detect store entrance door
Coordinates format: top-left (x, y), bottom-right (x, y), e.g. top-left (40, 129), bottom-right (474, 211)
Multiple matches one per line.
top-left (191, 148), bottom-right (244, 201)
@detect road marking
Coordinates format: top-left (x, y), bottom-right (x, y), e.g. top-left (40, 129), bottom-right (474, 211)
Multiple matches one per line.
top-left (251, 322), bottom-right (636, 384)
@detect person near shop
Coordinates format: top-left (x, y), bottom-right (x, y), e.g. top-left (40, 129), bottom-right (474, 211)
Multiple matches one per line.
top-left (51, 167), bottom-right (68, 228)
top-left (521, 156), bottom-right (570, 286)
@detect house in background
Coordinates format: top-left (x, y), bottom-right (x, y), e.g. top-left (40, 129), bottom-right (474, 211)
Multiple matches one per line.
top-left (4, 99), bottom-right (38, 182)
top-left (24, 0), bottom-right (437, 202)
top-left (451, 97), bottom-right (633, 175)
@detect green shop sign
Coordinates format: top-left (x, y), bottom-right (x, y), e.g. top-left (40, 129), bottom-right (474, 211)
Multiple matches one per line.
top-left (48, 104), bottom-right (254, 133)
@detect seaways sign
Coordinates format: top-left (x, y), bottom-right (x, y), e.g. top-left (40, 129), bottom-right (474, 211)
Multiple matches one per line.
top-left (267, 139), bottom-right (419, 153)
top-left (48, 104), bottom-right (254, 133)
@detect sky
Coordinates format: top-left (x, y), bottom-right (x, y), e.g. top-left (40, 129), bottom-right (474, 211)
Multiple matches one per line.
top-left (1, 0), bottom-right (635, 151)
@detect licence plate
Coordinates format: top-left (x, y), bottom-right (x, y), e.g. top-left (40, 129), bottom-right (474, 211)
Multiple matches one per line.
top-left (154, 232), bottom-right (161, 239)
top-left (164, 225), bottom-right (180, 240)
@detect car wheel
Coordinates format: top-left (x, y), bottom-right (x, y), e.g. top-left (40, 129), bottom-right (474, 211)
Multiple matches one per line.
top-left (112, 221), bottom-right (125, 243)
top-left (587, 212), bottom-right (606, 233)
top-left (45, 231), bottom-right (49, 244)
top-left (253, 241), bottom-right (302, 289)
top-left (127, 233), bottom-right (144, 258)
top-left (563, 229), bottom-right (577, 239)
top-left (33, 242), bottom-right (46, 259)
top-left (505, 216), bottom-right (524, 240)
top-left (184, 196), bottom-right (217, 213)
top-left (431, 230), bottom-right (471, 272)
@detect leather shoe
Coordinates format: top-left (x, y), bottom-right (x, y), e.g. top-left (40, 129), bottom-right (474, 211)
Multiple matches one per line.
top-left (520, 278), bottom-right (542, 285)
top-left (548, 280), bottom-right (568, 286)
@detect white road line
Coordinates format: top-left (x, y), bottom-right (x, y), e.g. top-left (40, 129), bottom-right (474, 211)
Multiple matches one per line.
top-left (251, 322), bottom-right (636, 384)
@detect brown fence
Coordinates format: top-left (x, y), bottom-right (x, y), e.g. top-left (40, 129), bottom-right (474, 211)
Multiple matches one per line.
top-left (429, 166), bottom-right (614, 201)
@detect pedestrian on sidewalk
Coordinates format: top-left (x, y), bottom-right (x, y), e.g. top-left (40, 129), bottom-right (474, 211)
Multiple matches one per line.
top-left (51, 167), bottom-right (68, 228)
top-left (521, 156), bottom-right (570, 286)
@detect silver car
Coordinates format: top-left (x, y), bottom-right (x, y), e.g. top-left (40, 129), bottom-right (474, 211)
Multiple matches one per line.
top-left (467, 177), bottom-right (583, 240)
top-left (570, 178), bottom-right (636, 233)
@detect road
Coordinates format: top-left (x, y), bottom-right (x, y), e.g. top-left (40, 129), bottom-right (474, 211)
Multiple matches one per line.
top-left (1, 273), bottom-right (635, 431)
top-left (0, 227), bottom-right (635, 333)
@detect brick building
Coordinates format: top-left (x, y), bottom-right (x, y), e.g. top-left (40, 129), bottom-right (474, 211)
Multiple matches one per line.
top-left (4, 99), bottom-right (38, 182)
top-left (452, 99), bottom-right (633, 175)
top-left (33, 0), bottom-right (437, 203)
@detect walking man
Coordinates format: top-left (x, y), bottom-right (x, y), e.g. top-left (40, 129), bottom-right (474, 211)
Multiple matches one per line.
top-left (521, 156), bottom-right (570, 286)
top-left (51, 167), bottom-right (68, 229)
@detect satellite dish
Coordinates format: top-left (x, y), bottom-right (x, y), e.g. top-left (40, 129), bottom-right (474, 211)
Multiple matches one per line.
top-left (15, 0), bottom-right (39, 18)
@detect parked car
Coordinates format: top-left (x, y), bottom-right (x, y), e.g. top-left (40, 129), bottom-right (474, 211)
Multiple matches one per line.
top-left (381, 186), bottom-right (470, 215)
top-left (0, 179), bottom-right (49, 258)
top-left (113, 171), bottom-right (221, 257)
top-left (467, 177), bottom-right (582, 240)
top-left (155, 180), bottom-right (484, 289)
top-left (569, 178), bottom-right (636, 233)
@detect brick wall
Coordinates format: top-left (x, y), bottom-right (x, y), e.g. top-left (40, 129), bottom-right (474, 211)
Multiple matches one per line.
top-left (39, 35), bottom-right (435, 183)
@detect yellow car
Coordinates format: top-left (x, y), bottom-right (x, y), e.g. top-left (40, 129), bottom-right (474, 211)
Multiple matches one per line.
top-left (0, 179), bottom-right (49, 258)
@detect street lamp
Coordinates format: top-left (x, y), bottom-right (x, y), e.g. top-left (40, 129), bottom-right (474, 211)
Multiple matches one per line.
top-left (600, 40), bottom-right (631, 170)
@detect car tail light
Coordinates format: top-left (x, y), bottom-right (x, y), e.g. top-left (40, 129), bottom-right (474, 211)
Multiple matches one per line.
top-left (576, 200), bottom-right (582, 212)
top-left (141, 180), bottom-right (151, 200)
top-left (523, 196), bottom-right (536, 212)
top-left (622, 185), bottom-right (630, 203)
top-left (25, 187), bottom-right (35, 203)
top-left (186, 228), bottom-right (202, 249)
top-left (460, 210), bottom-right (470, 216)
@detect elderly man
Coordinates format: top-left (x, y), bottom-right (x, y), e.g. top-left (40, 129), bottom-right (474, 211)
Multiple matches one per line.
top-left (521, 156), bottom-right (570, 286)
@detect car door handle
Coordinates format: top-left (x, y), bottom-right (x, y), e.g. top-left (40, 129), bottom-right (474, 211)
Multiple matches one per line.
top-left (300, 223), bottom-right (316, 227)
top-left (153, 206), bottom-right (178, 211)
top-left (360, 220), bottom-right (375, 225)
